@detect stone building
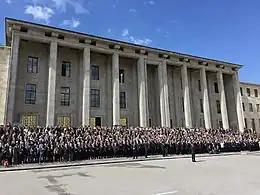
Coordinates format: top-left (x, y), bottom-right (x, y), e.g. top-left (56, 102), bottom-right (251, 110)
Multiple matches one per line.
top-left (240, 82), bottom-right (260, 131)
top-left (0, 18), bottom-right (259, 132)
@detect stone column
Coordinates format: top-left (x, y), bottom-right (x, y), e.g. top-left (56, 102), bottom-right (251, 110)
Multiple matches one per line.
top-left (217, 70), bottom-right (229, 129)
top-left (82, 47), bottom-right (91, 126)
top-left (112, 52), bottom-right (120, 126)
top-left (6, 33), bottom-right (20, 124)
top-left (158, 63), bottom-right (165, 127)
top-left (162, 61), bottom-right (170, 127)
top-left (137, 56), bottom-right (148, 127)
top-left (200, 67), bottom-right (212, 129)
top-left (46, 41), bottom-right (58, 127)
top-left (232, 72), bottom-right (244, 132)
top-left (181, 64), bottom-right (192, 127)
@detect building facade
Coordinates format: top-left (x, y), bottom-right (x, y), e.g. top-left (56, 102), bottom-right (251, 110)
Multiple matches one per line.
top-left (0, 18), bottom-right (258, 132)
top-left (240, 82), bottom-right (260, 131)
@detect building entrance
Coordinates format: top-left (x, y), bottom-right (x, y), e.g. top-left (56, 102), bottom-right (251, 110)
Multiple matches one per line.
top-left (95, 117), bottom-right (101, 127)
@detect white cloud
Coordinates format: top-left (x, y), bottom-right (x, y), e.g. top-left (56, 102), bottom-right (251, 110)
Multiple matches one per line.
top-left (129, 36), bottom-right (152, 45)
top-left (61, 18), bottom-right (80, 28)
top-left (121, 28), bottom-right (152, 45)
top-left (144, 1), bottom-right (155, 5)
top-left (108, 28), bottom-right (112, 33)
top-left (51, 0), bottom-right (89, 14)
top-left (25, 5), bottom-right (54, 22)
top-left (122, 28), bottom-right (129, 37)
top-left (129, 8), bottom-right (137, 13)
top-left (5, 0), bottom-right (12, 4)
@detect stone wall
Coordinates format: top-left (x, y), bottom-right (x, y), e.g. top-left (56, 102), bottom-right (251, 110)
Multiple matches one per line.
top-left (0, 46), bottom-right (10, 125)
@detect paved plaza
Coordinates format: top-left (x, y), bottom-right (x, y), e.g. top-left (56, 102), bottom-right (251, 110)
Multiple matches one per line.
top-left (0, 154), bottom-right (260, 195)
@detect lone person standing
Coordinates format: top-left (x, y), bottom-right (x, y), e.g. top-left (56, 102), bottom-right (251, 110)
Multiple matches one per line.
top-left (191, 143), bottom-right (196, 162)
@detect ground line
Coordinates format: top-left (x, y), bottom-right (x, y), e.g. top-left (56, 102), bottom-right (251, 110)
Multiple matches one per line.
top-left (152, 190), bottom-right (178, 195)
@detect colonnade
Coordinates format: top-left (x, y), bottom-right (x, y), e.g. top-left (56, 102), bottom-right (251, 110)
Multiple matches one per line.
top-left (7, 35), bottom-right (245, 132)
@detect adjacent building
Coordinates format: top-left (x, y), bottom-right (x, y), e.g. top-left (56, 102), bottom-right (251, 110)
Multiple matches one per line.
top-left (0, 18), bottom-right (259, 132)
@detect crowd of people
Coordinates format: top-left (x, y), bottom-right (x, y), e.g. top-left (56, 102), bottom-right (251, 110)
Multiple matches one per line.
top-left (0, 123), bottom-right (259, 166)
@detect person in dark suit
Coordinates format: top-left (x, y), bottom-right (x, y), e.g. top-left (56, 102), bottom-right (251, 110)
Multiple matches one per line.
top-left (191, 143), bottom-right (196, 162)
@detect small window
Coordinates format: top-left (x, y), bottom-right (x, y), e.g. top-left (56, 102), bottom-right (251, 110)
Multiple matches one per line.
top-left (198, 80), bottom-right (201, 91)
top-left (57, 116), bottom-right (71, 127)
top-left (240, 87), bottom-right (243, 96)
top-left (61, 61), bottom-right (71, 77)
top-left (254, 89), bottom-right (258, 97)
top-left (119, 69), bottom-right (125, 83)
top-left (247, 88), bottom-right (251, 96)
top-left (251, 118), bottom-right (256, 130)
top-left (120, 92), bottom-right (126, 109)
top-left (200, 99), bottom-right (203, 113)
top-left (90, 89), bottom-right (100, 107)
top-left (257, 104), bottom-right (260, 112)
top-left (149, 118), bottom-right (152, 127)
top-left (249, 103), bottom-right (253, 112)
top-left (120, 118), bottom-right (128, 127)
top-left (21, 115), bottom-right (37, 126)
top-left (27, 57), bottom-right (38, 73)
top-left (242, 103), bottom-right (245, 111)
top-left (244, 118), bottom-right (248, 129)
top-left (218, 120), bottom-right (223, 129)
top-left (92, 65), bottom-right (99, 80)
top-left (214, 82), bottom-right (219, 93)
top-left (180, 78), bottom-right (183, 89)
top-left (216, 100), bottom-right (221, 114)
top-left (170, 119), bottom-right (173, 128)
top-left (25, 84), bottom-right (36, 104)
top-left (61, 87), bottom-right (70, 106)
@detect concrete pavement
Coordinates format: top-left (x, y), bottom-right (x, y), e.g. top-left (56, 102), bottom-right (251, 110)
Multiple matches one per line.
top-left (1, 151), bottom-right (257, 172)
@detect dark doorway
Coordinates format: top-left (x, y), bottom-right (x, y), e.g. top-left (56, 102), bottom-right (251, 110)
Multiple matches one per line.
top-left (95, 117), bottom-right (101, 127)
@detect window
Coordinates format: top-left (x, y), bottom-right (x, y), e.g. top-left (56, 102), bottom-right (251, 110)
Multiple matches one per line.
top-left (214, 82), bottom-right (219, 93)
top-left (61, 87), bottom-right (70, 106)
top-left (182, 97), bottom-right (184, 111)
top-left (198, 80), bottom-right (201, 91)
top-left (21, 115), bottom-right (37, 126)
top-left (216, 100), bottom-right (221, 113)
top-left (242, 103), bottom-right (245, 111)
top-left (254, 89), bottom-right (258, 97)
top-left (180, 78), bottom-right (183, 89)
top-left (244, 118), bottom-right (248, 129)
top-left (249, 103), bottom-right (253, 112)
top-left (92, 65), bottom-right (99, 80)
top-left (200, 99), bottom-right (203, 113)
top-left (61, 61), bottom-right (71, 77)
top-left (149, 118), bottom-right (152, 127)
top-left (25, 84), bottom-right (36, 104)
top-left (27, 57), bottom-right (38, 73)
top-left (240, 87), bottom-right (243, 96)
top-left (257, 104), bottom-right (260, 112)
top-left (120, 118), bottom-right (128, 127)
top-left (57, 116), bottom-right (71, 127)
top-left (119, 69), bottom-right (125, 83)
top-left (90, 89), bottom-right (100, 107)
top-left (170, 119), bottom-right (173, 128)
top-left (120, 92), bottom-right (126, 109)
top-left (251, 118), bottom-right (255, 130)
top-left (218, 120), bottom-right (223, 129)
top-left (247, 88), bottom-right (250, 96)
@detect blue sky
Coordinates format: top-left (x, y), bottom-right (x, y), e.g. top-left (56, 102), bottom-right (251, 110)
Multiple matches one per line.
top-left (0, 0), bottom-right (260, 83)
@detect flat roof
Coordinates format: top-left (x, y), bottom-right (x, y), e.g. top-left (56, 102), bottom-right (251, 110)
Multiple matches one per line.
top-left (5, 17), bottom-right (243, 68)
top-left (240, 82), bottom-right (260, 87)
